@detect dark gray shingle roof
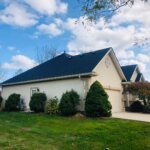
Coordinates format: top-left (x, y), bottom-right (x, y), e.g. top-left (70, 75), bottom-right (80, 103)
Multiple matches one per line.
top-left (135, 73), bottom-right (143, 82)
top-left (121, 64), bottom-right (137, 81)
top-left (2, 48), bottom-right (110, 86)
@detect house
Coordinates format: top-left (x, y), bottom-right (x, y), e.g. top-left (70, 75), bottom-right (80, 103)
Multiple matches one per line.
top-left (121, 64), bottom-right (144, 83)
top-left (121, 64), bottom-right (145, 108)
top-left (1, 47), bottom-right (128, 112)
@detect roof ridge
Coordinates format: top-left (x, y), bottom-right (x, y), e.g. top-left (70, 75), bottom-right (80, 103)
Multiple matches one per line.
top-left (2, 47), bottom-right (111, 85)
top-left (73, 47), bottom-right (111, 57)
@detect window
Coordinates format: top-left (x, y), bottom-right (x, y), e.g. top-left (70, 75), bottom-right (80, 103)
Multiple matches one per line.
top-left (31, 88), bottom-right (39, 96)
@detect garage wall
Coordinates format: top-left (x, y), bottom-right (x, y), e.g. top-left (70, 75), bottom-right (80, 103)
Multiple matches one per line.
top-left (2, 78), bottom-right (86, 111)
top-left (88, 53), bottom-right (123, 112)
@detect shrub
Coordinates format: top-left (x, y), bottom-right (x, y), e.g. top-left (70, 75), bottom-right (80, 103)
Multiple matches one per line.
top-left (85, 81), bottom-right (112, 117)
top-left (130, 101), bottom-right (144, 112)
top-left (29, 93), bottom-right (47, 112)
top-left (59, 90), bottom-right (80, 116)
top-left (143, 105), bottom-right (150, 114)
top-left (45, 97), bottom-right (59, 115)
top-left (0, 96), bottom-right (2, 107)
top-left (5, 93), bottom-right (21, 111)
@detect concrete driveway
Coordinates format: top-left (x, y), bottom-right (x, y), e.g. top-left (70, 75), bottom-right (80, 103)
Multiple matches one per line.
top-left (112, 112), bottom-right (150, 122)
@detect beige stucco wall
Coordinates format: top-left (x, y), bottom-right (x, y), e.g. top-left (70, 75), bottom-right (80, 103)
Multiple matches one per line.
top-left (2, 78), bottom-right (87, 111)
top-left (88, 54), bottom-right (123, 112)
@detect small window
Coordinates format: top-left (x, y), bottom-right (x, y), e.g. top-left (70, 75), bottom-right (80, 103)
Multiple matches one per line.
top-left (31, 88), bottom-right (39, 96)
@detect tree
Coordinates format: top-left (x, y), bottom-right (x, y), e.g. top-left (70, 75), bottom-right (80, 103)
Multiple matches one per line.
top-left (79, 0), bottom-right (149, 46)
top-left (127, 82), bottom-right (150, 106)
top-left (80, 0), bottom-right (148, 21)
top-left (36, 45), bottom-right (58, 63)
top-left (85, 81), bottom-right (112, 117)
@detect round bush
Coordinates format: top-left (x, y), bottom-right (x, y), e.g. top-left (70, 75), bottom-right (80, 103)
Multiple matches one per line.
top-left (130, 101), bottom-right (144, 112)
top-left (5, 93), bottom-right (21, 111)
top-left (143, 105), bottom-right (150, 114)
top-left (45, 97), bottom-right (59, 115)
top-left (29, 93), bottom-right (47, 112)
top-left (85, 81), bottom-right (112, 117)
top-left (59, 90), bottom-right (80, 116)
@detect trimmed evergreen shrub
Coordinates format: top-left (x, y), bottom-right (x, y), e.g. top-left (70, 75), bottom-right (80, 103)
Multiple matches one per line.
top-left (45, 97), bottom-right (59, 115)
top-left (130, 101), bottom-right (144, 112)
top-left (85, 81), bottom-right (112, 117)
top-left (5, 93), bottom-right (21, 111)
top-left (29, 93), bottom-right (47, 112)
top-left (143, 105), bottom-right (150, 114)
top-left (59, 90), bottom-right (80, 116)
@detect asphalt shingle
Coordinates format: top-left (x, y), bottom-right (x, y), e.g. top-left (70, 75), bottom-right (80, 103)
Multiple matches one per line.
top-left (121, 64), bottom-right (137, 81)
top-left (2, 48), bottom-right (110, 85)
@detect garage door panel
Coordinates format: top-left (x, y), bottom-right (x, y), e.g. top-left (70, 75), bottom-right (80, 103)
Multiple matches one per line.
top-left (106, 90), bottom-right (122, 113)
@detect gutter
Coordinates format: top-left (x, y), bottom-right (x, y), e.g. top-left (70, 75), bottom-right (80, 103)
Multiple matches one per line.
top-left (2, 72), bottom-right (97, 87)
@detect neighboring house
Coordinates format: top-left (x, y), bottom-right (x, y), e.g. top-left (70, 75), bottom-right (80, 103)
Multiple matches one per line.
top-left (121, 64), bottom-right (145, 108)
top-left (121, 64), bottom-right (145, 83)
top-left (1, 47), bottom-right (127, 113)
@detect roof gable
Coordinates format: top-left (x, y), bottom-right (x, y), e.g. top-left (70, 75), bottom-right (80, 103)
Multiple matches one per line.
top-left (121, 64), bottom-right (137, 81)
top-left (93, 48), bottom-right (126, 81)
top-left (2, 48), bottom-right (110, 86)
top-left (136, 73), bottom-right (144, 82)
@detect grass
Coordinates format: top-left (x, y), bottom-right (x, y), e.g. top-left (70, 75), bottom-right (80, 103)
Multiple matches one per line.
top-left (0, 112), bottom-right (149, 150)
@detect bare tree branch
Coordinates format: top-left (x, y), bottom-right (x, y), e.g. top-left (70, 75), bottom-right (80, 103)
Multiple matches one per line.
top-left (134, 36), bottom-right (150, 48)
top-left (36, 45), bottom-right (58, 64)
top-left (14, 69), bottom-right (23, 76)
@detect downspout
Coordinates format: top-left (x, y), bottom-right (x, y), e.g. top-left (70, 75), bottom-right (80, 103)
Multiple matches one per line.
top-left (78, 75), bottom-right (87, 112)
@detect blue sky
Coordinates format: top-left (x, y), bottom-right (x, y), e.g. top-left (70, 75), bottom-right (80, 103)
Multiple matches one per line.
top-left (0, 0), bottom-right (150, 81)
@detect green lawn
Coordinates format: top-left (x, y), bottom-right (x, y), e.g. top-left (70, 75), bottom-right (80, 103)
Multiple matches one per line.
top-left (0, 112), bottom-right (149, 150)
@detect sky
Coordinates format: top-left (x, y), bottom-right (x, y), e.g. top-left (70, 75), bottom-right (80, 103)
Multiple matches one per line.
top-left (0, 0), bottom-right (150, 81)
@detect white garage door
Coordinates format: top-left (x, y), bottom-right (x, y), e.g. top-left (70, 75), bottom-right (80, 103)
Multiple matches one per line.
top-left (106, 90), bottom-right (123, 113)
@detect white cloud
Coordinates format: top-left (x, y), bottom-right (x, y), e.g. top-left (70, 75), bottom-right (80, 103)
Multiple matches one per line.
top-left (24, 0), bottom-right (68, 16)
top-left (37, 23), bottom-right (62, 36)
top-left (63, 17), bottom-right (136, 57)
top-left (59, 1), bottom-right (150, 80)
top-left (117, 50), bottom-right (135, 59)
top-left (120, 59), bottom-right (147, 73)
top-left (137, 54), bottom-right (150, 63)
top-left (0, 0), bottom-right (68, 27)
top-left (2, 55), bottom-right (38, 70)
top-left (0, 2), bottom-right (38, 27)
top-left (111, 1), bottom-right (150, 27)
top-left (7, 46), bottom-right (16, 51)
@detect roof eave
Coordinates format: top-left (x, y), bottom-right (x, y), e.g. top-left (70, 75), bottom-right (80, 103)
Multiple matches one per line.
top-left (110, 49), bottom-right (127, 81)
top-left (2, 72), bottom-right (96, 87)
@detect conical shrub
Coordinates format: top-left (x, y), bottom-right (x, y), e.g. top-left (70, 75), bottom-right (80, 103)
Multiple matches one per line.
top-left (85, 81), bottom-right (112, 117)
